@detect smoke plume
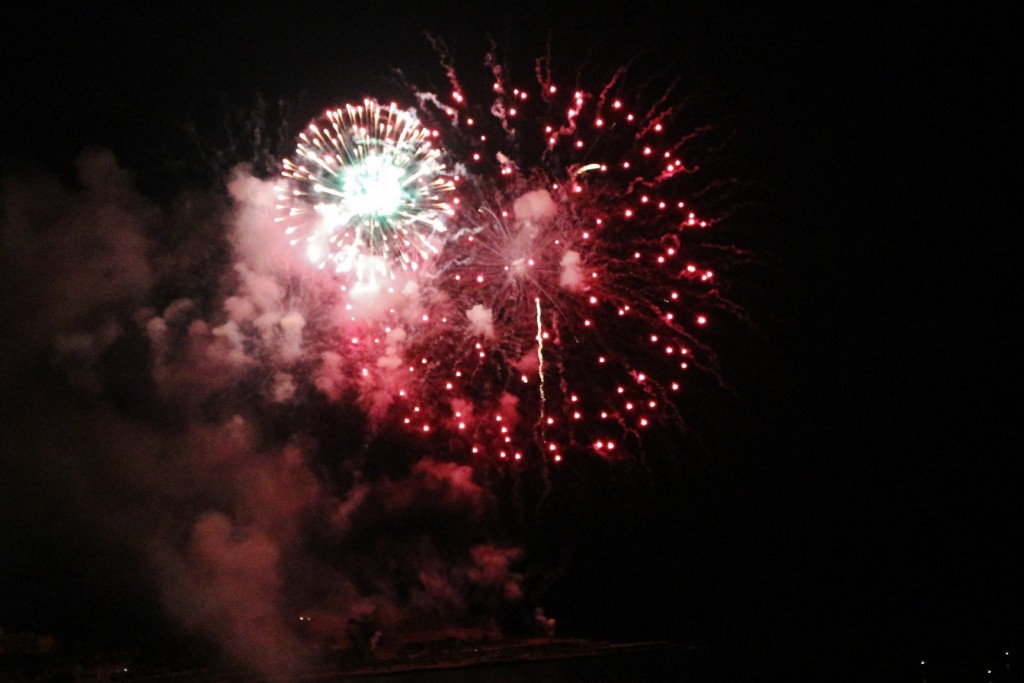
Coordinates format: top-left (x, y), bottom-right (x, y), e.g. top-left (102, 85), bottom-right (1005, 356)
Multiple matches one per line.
top-left (0, 150), bottom-right (543, 679)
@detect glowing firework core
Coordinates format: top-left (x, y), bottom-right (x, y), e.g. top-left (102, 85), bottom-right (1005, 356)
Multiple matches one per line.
top-left (340, 154), bottom-right (405, 217)
top-left (279, 99), bottom-right (456, 282)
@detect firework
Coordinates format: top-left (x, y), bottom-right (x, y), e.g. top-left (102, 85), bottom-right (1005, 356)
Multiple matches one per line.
top-left (367, 53), bottom-right (726, 463)
top-left (277, 99), bottom-right (456, 284)
top-left (271, 51), bottom-right (730, 465)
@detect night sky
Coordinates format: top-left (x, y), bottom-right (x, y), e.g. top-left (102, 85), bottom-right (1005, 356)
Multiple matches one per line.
top-left (2, 3), bottom-right (1019, 680)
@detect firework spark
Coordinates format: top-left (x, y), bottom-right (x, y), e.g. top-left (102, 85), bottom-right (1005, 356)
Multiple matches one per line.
top-left (277, 99), bottom-right (456, 284)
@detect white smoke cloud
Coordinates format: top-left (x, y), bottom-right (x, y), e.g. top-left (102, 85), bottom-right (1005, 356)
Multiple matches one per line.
top-left (278, 311), bottom-right (306, 361)
top-left (227, 169), bottom-right (297, 273)
top-left (559, 249), bottom-right (583, 290)
top-left (271, 371), bottom-right (297, 402)
top-left (314, 351), bottom-right (345, 401)
top-left (512, 188), bottom-right (557, 224)
top-left (376, 326), bottom-right (408, 370)
top-left (466, 303), bottom-right (496, 338)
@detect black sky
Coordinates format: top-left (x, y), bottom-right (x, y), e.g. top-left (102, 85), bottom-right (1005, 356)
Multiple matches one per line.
top-left (2, 2), bottom-right (1019, 679)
